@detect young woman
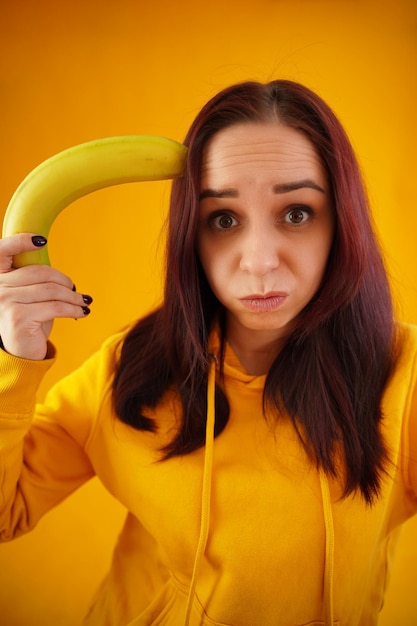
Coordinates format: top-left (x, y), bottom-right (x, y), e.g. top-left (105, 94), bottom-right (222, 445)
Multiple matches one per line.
top-left (0, 80), bottom-right (416, 626)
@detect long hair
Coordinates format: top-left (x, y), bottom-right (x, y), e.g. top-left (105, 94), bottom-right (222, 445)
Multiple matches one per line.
top-left (113, 80), bottom-right (397, 503)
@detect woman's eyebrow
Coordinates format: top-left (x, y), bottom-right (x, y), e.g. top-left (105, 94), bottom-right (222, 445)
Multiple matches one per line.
top-left (199, 188), bottom-right (238, 200)
top-left (199, 179), bottom-right (325, 200)
top-left (273, 179), bottom-right (325, 194)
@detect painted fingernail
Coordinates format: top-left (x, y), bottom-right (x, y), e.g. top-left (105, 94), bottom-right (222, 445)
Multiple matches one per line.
top-left (82, 306), bottom-right (91, 315)
top-left (32, 235), bottom-right (47, 247)
top-left (72, 284), bottom-right (77, 292)
top-left (82, 294), bottom-right (93, 305)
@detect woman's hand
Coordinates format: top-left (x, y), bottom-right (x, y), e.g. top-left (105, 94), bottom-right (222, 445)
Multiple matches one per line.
top-left (0, 233), bottom-right (92, 360)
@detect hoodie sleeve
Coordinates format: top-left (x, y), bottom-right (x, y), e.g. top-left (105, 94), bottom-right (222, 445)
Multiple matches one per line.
top-left (0, 329), bottom-right (125, 541)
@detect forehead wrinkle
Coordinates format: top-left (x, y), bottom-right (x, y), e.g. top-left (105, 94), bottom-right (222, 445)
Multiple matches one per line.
top-left (200, 122), bottom-right (328, 194)
top-left (201, 151), bottom-right (324, 178)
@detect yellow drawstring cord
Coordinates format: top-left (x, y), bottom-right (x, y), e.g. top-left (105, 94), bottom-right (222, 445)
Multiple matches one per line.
top-left (184, 358), bottom-right (216, 625)
top-left (319, 468), bottom-right (335, 625)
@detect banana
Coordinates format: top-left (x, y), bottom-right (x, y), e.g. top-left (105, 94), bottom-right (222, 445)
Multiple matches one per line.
top-left (2, 135), bottom-right (187, 267)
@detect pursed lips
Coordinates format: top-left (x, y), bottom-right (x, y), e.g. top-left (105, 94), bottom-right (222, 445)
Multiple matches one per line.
top-left (239, 292), bottom-right (288, 312)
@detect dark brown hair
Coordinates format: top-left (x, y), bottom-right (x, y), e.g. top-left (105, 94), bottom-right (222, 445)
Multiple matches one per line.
top-left (113, 80), bottom-right (397, 503)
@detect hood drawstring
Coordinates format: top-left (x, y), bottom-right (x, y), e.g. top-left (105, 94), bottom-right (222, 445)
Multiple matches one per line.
top-left (319, 468), bottom-right (335, 626)
top-left (183, 353), bottom-right (335, 626)
top-left (184, 355), bottom-right (217, 625)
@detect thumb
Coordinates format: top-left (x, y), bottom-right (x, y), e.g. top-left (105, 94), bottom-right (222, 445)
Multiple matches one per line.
top-left (0, 233), bottom-right (47, 272)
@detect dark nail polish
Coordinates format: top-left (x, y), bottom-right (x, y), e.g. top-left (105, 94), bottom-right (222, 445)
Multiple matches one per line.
top-left (82, 306), bottom-right (91, 315)
top-left (32, 235), bottom-right (47, 247)
top-left (82, 294), bottom-right (93, 305)
top-left (72, 284), bottom-right (77, 292)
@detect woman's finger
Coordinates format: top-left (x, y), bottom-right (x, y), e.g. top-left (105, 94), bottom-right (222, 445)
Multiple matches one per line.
top-left (0, 233), bottom-right (47, 272)
top-left (0, 281), bottom-right (92, 308)
top-left (0, 262), bottom-right (75, 292)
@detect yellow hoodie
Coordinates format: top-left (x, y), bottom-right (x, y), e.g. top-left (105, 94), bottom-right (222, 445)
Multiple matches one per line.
top-left (0, 323), bottom-right (417, 626)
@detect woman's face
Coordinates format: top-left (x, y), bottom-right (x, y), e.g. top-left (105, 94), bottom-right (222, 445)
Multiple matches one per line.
top-left (197, 121), bottom-right (334, 346)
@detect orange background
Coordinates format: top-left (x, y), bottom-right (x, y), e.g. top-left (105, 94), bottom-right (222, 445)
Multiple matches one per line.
top-left (0, 0), bottom-right (416, 623)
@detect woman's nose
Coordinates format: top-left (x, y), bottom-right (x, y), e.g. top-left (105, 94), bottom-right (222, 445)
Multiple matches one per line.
top-left (239, 227), bottom-right (280, 276)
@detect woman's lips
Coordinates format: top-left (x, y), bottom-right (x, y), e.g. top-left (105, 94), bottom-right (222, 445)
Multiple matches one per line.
top-left (239, 293), bottom-right (287, 312)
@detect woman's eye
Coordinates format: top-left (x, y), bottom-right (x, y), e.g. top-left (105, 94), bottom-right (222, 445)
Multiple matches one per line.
top-left (284, 207), bottom-right (312, 225)
top-left (211, 214), bottom-right (238, 230)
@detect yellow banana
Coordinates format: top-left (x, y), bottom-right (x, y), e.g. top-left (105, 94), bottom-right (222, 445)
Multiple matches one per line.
top-left (2, 135), bottom-right (187, 267)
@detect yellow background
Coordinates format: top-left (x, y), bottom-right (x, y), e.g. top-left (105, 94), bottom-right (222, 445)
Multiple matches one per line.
top-left (0, 0), bottom-right (416, 623)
